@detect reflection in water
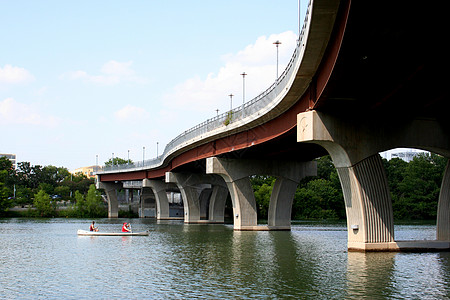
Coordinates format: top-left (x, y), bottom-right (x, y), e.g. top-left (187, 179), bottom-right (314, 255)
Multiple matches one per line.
top-left (346, 252), bottom-right (396, 299)
top-left (0, 219), bottom-right (449, 299)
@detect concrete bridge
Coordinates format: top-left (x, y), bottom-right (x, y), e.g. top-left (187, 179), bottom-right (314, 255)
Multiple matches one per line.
top-left (96, 0), bottom-right (449, 251)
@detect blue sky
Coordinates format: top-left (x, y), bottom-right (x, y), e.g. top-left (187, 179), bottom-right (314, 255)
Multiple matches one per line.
top-left (1, 0), bottom-right (308, 171)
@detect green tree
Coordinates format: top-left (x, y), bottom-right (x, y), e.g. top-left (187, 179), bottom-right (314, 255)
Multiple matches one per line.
top-left (33, 190), bottom-right (55, 217)
top-left (394, 153), bottom-right (445, 220)
top-left (254, 183), bottom-right (273, 219)
top-left (54, 185), bottom-right (70, 199)
top-left (104, 157), bottom-right (132, 167)
top-left (74, 191), bottom-right (87, 217)
top-left (85, 184), bottom-right (106, 217)
top-left (0, 182), bottom-right (13, 215)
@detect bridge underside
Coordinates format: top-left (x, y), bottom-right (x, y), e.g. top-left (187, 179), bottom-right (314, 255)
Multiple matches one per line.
top-left (97, 0), bottom-right (449, 251)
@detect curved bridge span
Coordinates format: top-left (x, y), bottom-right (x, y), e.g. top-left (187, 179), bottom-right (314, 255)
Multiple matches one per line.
top-left (97, 0), bottom-right (449, 251)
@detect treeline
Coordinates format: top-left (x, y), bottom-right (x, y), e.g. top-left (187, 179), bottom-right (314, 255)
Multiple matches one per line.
top-left (251, 153), bottom-right (448, 221)
top-left (2, 153), bottom-right (447, 220)
top-left (0, 157), bottom-right (106, 218)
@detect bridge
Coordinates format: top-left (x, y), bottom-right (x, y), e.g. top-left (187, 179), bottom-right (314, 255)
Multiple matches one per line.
top-left (96, 0), bottom-right (449, 251)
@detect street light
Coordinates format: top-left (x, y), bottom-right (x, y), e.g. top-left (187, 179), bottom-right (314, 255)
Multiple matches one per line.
top-left (229, 93), bottom-right (234, 111)
top-left (240, 72), bottom-right (247, 105)
top-left (157, 142), bottom-right (159, 158)
top-left (215, 109), bottom-right (219, 116)
top-left (142, 146), bottom-right (145, 165)
top-left (273, 40), bottom-right (282, 78)
top-left (127, 150), bottom-right (130, 164)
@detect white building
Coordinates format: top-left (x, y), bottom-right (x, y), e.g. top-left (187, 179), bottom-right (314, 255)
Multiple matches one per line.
top-left (0, 153), bottom-right (17, 168)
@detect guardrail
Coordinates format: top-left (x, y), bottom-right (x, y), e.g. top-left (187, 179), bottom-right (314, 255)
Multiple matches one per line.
top-left (100, 0), bottom-right (312, 174)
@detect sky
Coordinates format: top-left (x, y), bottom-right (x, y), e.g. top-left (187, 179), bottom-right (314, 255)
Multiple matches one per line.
top-left (1, 1), bottom-right (308, 171)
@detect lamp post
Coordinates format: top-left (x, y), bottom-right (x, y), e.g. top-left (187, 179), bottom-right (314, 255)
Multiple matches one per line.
top-left (157, 142), bottom-right (159, 158)
top-left (127, 150), bottom-right (130, 164)
top-left (273, 40), bottom-right (281, 79)
top-left (229, 93), bottom-right (234, 111)
top-left (96, 155), bottom-right (98, 172)
top-left (112, 153), bottom-right (114, 166)
top-left (215, 109), bottom-right (219, 116)
top-left (240, 72), bottom-right (247, 105)
top-left (142, 147), bottom-right (145, 165)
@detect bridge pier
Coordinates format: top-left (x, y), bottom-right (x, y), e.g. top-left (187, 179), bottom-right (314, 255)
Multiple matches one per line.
top-left (142, 179), bottom-right (170, 219)
top-left (437, 161), bottom-right (450, 241)
top-left (165, 172), bottom-right (227, 224)
top-left (139, 186), bottom-right (155, 218)
top-left (298, 110), bottom-right (450, 251)
top-left (97, 182), bottom-right (122, 218)
top-left (206, 157), bottom-right (316, 230)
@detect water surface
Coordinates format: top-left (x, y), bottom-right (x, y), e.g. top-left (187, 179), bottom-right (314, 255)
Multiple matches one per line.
top-left (0, 219), bottom-right (448, 299)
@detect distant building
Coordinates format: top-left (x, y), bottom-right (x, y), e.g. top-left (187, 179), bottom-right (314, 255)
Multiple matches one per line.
top-left (381, 149), bottom-right (428, 162)
top-left (0, 153), bottom-right (17, 169)
top-left (72, 165), bottom-right (102, 178)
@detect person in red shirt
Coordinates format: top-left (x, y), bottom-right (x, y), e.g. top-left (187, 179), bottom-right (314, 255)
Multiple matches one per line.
top-left (89, 221), bottom-right (98, 232)
top-left (122, 222), bottom-right (131, 232)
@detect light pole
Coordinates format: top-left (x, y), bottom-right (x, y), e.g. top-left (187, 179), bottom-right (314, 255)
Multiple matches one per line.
top-left (142, 147), bottom-right (145, 165)
top-left (215, 109), bottom-right (219, 116)
top-left (112, 153), bottom-right (114, 166)
top-left (273, 40), bottom-right (282, 79)
top-left (96, 155), bottom-right (98, 172)
top-left (157, 142), bottom-right (159, 158)
top-left (127, 150), bottom-right (130, 163)
top-left (240, 72), bottom-right (247, 105)
top-left (229, 93), bottom-right (234, 111)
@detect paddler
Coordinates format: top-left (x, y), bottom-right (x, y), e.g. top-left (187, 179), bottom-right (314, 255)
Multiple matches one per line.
top-left (89, 221), bottom-right (99, 232)
top-left (122, 222), bottom-right (131, 232)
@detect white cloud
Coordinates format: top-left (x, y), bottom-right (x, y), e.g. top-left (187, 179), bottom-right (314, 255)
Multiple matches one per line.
top-left (114, 104), bottom-right (150, 123)
top-left (63, 60), bottom-right (147, 85)
top-left (0, 97), bottom-right (59, 126)
top-left (0, 64), bottom-right (35, 85)
top-left (162, 31), bottom-right (298, 114)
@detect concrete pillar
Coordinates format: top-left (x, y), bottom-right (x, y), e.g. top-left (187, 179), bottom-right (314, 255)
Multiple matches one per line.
top-left (209, 185), bottom-right (229, 223)
top-left (199, 188), bottom-right (213, 219)
top-left (298, 110), bottom-right (450, 251)
top-left (139, 187), bottom-right (155, 218)
top-left (165, 172), bottom-right (226, 224)
top-left (97, 182), bottom-right (122, 218)
top-left (142, 179), bottom-right (170, 220)
top-left (437, 161), bottom-right (450, 241)
top-left (338, 154), bottom-right (394, 247)
top-left (206, 157), bottom-right (316, 230)
top-left (268, 177), bottom-right (300, 229)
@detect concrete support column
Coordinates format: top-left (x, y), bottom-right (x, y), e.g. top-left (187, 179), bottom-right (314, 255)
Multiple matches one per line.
top-left (166, 172), bottom-right (226, 224)
top-left (268, 177), bottom-right (300, 229)
top-left (97, 182), bottom-right (122, 218)
top-left (437, 161), bottom-right (450, 241)
top-left (298, 110), bottom-right (450, 251)
top-left (199, 188), bottom-right (213, 219)
top-left (139, 187), bottom-right (155, 218)
top-left (338, 154), bottom-right (394, 248)
top-left (206, 157), bottom-right (316, 230)
top-left (143, 179), bottom-right (170, 220)
top-left (209, 185), bottom-right (229, 223)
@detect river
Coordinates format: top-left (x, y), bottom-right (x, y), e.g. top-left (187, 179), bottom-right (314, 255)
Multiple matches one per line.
top-left (0, 218), bottom-right (448, 299)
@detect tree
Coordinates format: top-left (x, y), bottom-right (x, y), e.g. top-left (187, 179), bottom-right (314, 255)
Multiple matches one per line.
top-left (74, 191), bottom-right (86, 217)
top-left (85, 184), bottom-right (106, 217)
top-left (0, 182), bottom-right (13, 215)
top-left (33, 190), bottom-right (55, 217)
top-left (104, 157), bottom-right (132, 167)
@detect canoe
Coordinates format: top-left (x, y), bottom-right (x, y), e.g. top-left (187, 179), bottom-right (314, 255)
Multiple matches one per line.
top-left (77, 229), bottom-right (149, 236)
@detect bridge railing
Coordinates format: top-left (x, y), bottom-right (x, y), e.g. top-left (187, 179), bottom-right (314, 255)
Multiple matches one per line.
top-left (101, 0), bottom-right (312, 173)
